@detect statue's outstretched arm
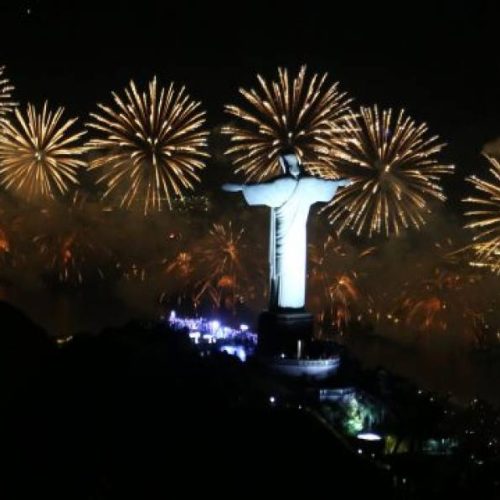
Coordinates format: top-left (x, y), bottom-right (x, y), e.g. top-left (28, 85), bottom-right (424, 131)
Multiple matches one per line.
top-left (334, 178), bottom-right (352, 188)
top-left (309, 177), bottom-right (352, 203)
top-left (222, 183), bottom-right (243, 192)
top-left (222, 178), bottom-right (294, 206)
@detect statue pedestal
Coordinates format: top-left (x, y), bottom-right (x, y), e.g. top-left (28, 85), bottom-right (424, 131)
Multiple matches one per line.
top-left (257, 310), bottom-right (314, 357)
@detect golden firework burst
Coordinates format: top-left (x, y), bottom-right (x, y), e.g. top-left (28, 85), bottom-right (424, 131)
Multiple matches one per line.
top-left (394, 267), bottom-right (485, 344)
top-left (0, 66), bottom-right (17, 117)
top-left (195, 221), bottom-right (247, 309)
top-left (464, 154), bottom-right (500, 271)
top-left (0, 102), bottom-right (86, 200)
top-left (34, 230), bottom-right (106, 285)
top-left (32, 194), bottom-right (109, 285)
top-left (308, 234), bottom-right (367, 333)
top-left (0, 227), bottom-right (9, 253)
top-left (165, 251), bottom-right (195, 279)
top-left (192, 221), bottom-right (266, 311)
top-left (223, 65), bottom-right (352, 181)
top-left (87, 77), bottom-right (209, 215)
top-left (323, 106), bottom-right (454, 237)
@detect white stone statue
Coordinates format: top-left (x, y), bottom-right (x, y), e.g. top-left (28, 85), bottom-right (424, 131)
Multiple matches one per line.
top-left (223, 152), bottom-right (349, 311)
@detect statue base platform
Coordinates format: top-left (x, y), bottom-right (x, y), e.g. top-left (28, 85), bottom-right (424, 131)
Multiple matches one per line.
top-left (263, 356), bottom-right (340, 380)
top-left (257, 310), bottom-right (314, 356)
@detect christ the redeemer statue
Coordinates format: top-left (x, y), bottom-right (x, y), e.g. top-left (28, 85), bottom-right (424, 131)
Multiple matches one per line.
top-left (223, 151), bottom-right (349, 313)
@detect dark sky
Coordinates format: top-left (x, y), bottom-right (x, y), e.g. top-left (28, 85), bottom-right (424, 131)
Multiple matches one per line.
top-left (0, 1), bottom-right (499, 203)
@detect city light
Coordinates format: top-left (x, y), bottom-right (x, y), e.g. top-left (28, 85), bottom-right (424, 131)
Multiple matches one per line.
top-left (357, 432), bottom-right (383, 442)
top-left (168, 312), bottom-right (257, 361)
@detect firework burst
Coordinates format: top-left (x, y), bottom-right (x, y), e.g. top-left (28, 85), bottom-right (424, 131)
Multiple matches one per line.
top-left (0, 195), bottom-right (30, 269)
top-left (32, 193), bottom-right (110, 285)
top-left (323, 272), bottom-right (360, 332)
top-left (394, 267), bottom-right (485, 344)
top-left (223, 65), bottom-right (352, 181)
top-left (377, 234), bottom-right (487, 344)
top-left (165, 251), bottom-right (195, 280)
top-left (87, 77), bottom-right (209, 214)
top-left (308, 234), bottom-right (370, 333)
top-left (0, 102), bottom-right (86, 200)
top-left (0, 66), bottom-right (17, 117)
top-left (160, 250), bottom-right (197, 307)
top-left (0, 226), bottom-right (9, 254)
top-left (0, 224), bottom-right (11, 269)
top-left (193, 221), bottom-right (263, 311)
top-left (464, 154), bottom-right (500, 271)
top-left (323, 106), bottom-right (454, 237)
top-left (33, 229), bottom-right (105, 285)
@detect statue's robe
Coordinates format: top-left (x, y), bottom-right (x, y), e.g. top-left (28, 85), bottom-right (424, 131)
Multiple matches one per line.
top-left (242, 175), bottom-right (340, 310)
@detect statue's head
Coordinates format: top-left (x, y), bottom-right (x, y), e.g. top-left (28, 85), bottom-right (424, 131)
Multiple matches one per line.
top-left (278, 149), bottom-right (302, 178)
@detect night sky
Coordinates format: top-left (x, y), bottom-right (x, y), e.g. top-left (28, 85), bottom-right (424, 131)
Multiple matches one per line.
top-left (0, 1), bottom-right (499, 205)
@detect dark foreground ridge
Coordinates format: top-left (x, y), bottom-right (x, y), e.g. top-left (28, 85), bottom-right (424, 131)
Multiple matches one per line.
top-left (2, 301), bottom-right (500, 499)
top-left (2, 301), bottom-right (389, 498)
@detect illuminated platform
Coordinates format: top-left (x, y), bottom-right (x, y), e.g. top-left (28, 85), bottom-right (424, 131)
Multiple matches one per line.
top-left (167, 311), bottom-right (257, 362)
top-left (264, 356), bottom-right (340, 380)
top-left (167, 311), bottom-right (341, 378)
top-left (258, 310), bottom-right (314, 356)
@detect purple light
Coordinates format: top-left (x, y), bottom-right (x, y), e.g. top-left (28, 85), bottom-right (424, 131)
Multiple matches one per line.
top-left (219, 345), bottom-right (247, 362)
top-left (209, 320), bottom-right (220, 333)
top-left (167, 313), bottom-right (258, 360)
top-left (202, 333), bottom-right (215, 344)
